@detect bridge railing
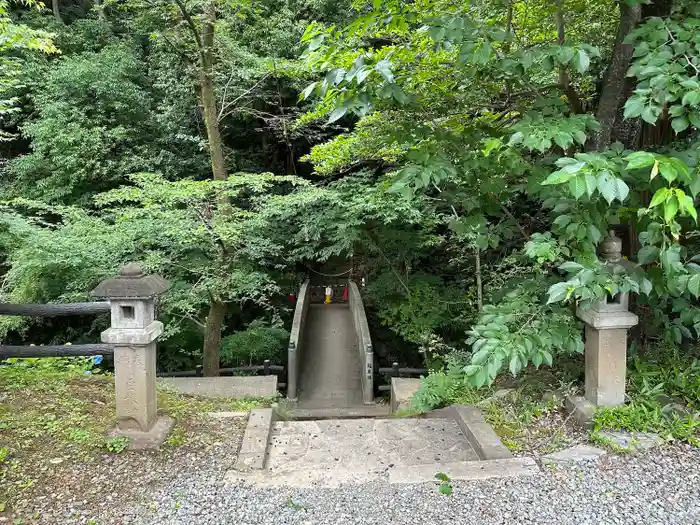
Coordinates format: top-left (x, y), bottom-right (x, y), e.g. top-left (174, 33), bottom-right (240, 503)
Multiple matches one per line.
top-left (348, 280), bottom-right (374, 404)
top-left (287, 280), bottom-right (310, 401)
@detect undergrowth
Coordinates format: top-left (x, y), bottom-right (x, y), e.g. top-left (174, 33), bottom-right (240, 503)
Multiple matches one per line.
top-left (592, 344), bottom-right (700, 445)
top-left (411, 359), bottom-right (583, 454)
top-left (0, 357), bottom-right (272, 513)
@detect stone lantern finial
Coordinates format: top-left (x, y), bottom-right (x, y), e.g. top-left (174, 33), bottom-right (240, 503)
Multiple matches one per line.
top-left (600, 230), bottom-right (622, 263)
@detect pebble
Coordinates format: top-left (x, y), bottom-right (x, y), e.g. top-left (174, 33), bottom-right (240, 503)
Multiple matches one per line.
top-left (124, 446), bottom-right (700, 525)
top-left (10, 426), bottom-right (700, 524)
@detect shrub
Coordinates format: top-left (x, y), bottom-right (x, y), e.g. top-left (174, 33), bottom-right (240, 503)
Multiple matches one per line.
top-left (220, 323), bottom-right (289, 367)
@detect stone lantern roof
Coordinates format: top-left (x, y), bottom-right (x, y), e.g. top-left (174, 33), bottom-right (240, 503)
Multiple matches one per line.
top-left (90, 263), bottom-right (170, 299)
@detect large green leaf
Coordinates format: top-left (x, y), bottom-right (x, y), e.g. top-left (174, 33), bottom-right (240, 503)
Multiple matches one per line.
top-left (672, 116), bottom-right (690, 133)
top-left (637, 245), bottom-right (659, 264)
top-left (569, 175), bottom-right (587, 199)
top-left (625, 151), bottom-right (655, 170)
top-left (664, 196), bottom-right (679, 223)
top-left (649, 187), bottom-right (669, 208)
top-left (542, 170), bottom-right (574, 185)
top-left (688, 274), bottom-right (700, 298)
top-left (573, 49), bottom-right (590, 73)
top-left (597, 172), bottom-right (616, 204)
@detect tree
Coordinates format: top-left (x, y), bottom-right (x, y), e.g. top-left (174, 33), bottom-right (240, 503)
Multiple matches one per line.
top-left (0, 0), bottom-right (56, 136)
top-left (296, 0), bottom-right (700, 394)
top-left (0, 173), bottom-right (303, 360)
top-left (6, 42), bottom-right (206, 203)
top-left (51, 0), bottom-right (61, 23)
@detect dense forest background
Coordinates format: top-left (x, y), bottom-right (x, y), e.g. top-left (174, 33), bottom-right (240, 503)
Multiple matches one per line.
top-left (2, 0), bottom-right (700, 407)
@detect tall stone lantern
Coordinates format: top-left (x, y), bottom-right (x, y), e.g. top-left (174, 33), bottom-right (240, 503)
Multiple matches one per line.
top-left (575, 231), bottom-right (639, 408)
top-left (91, 263), bottom-right (173, 449)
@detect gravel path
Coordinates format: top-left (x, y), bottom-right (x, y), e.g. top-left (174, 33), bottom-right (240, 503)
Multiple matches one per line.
top-left (116, 445), bottom-right (700, 525)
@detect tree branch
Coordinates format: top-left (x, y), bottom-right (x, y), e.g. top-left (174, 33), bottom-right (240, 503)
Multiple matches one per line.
top-left (218, 72), bottom-right (272, 121)
top-left (555, 0), bottom-right (583, 114)
top-left (172, 0), bottom-right (203, 52)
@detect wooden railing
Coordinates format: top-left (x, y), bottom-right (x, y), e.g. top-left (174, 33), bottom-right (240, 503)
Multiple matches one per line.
top-left (377, 362), bottom-right (428, 392)
top-left (0, 302), bottom-right (113, 360)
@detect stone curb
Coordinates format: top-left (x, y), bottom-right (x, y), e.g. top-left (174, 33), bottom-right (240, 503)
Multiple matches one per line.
top-left (450, 404), bottom-right (513, 460)
top-left (207, 411), bottom-right (249, 419)
top-left (388, 457), bottom-right (539, 484)
top-left (234, 408), bottom-right (274, 472)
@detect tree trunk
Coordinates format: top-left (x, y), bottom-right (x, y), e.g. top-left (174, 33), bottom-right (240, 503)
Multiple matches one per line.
top-left (173, 0), bottom-right (231, 376)
top-left (94, 0), bottom-right (105, 20)
top-left (199, 2), bottom-right (227, 182)
top-left (475, 247), bottom-right (483, 312)
top-left (52, 0), bottom-right (62, 23)
top-left (555, 0), bottom-right (582, 114)
top-left (589, 2), bottom-right (642, 151)
top-left (202, 299), bottom-right (226, 376)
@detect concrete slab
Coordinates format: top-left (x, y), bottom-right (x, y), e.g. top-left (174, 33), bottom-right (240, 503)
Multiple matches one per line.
top-left (286, 405), bottom-right (391, 420)
top-left (234, 409), bottom-right (274, 471)
top-left (207, 411), bottom-right (249, 419)
top-left (542, 444), bottom-right (606, 463)
top-left (159, 376), bottom-right (278, 398)
top-left (389, 457), bottom-right (539, 484)
top-left (565, 395), bottom-right (596, 429)
top-left (296, 304), bottom-right (364, 409)
top-left (390, 378), bottom-right (420, 413)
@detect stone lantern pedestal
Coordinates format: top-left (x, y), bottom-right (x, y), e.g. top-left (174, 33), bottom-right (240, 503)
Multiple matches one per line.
top-left (577, 295), bottom-right (638, 407)
top-left (567, 231), bottom-right (639, 426)
top-left (91, 263), bottom-right (173, 449)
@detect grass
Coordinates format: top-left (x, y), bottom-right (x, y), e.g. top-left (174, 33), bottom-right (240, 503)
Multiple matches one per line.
top-left (0, 357), bottom-right (273, 514)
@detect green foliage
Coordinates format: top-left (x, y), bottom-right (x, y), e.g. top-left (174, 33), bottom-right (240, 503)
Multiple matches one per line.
top-left (0, 1), bottom-right (57, 134)
top-left (366, 271), bottom-right (474, 347)
top-left (465, 277), bottom-right (583, 387)
top-left (594, 345), bottom-right (700, 444)
top-left (7, 43), bottom-right (206, 203)
top-left (104, 436), bottom-right (130, 453)
top-left (0, 173), bottom-right (302, 351)
top-left (434, 472), bottom-right (452, 496)
top-left (411, 362), bottom-right (469, 413)
top-left (220, 323), bottom-right (289, 367)
top-left (624, 15), bottom-right (700, 132)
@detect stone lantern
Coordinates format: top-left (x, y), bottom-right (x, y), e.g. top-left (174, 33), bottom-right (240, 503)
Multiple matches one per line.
top-left (575, 231), bottom-right (639, 408)
top-left (91, 263), bottom-right (172, 448)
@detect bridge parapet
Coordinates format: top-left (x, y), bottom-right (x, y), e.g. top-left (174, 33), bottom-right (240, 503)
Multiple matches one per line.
top-left (348, 281), bottom-right (374, 404)
top-left (286, 280), bottom-right (310, 401)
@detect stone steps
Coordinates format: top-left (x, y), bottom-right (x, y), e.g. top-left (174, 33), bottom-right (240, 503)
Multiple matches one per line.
top-left (229, 404), bottom-right (540, 487)
top-left (284, 404), bottom-right (391, 420)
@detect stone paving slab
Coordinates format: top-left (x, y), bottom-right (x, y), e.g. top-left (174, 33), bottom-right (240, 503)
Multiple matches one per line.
top-left (159, 376), bottom-right (278, 398)
top-left (542, 444), bottom-right (606, 464)
top-left (597, 430), bottom-right (664, 451)
top-left (389, 457), bottom-right (539, 484)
